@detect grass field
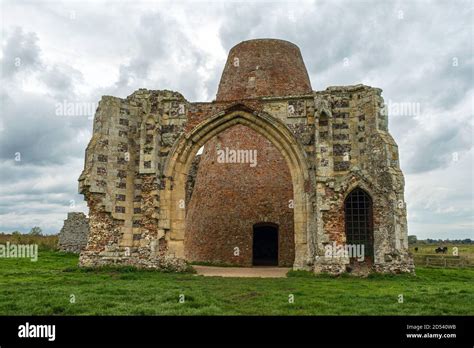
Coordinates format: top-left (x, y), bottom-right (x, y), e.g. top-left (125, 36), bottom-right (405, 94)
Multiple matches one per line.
top-left (0, 251), bottom-right (472, 315)
top-left (410, 243), bottom-right (474, 257)
top-left (0, 233), bottom-right (58, 250)
top-left (410, 243), bottom-right (474, 267)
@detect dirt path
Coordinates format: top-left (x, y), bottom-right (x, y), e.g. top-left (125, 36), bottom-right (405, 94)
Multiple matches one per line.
top-left (193, 265), bottom-right (290, 278)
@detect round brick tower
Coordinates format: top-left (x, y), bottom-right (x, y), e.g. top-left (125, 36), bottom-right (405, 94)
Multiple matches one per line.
top-left (216, 39), bottom-right (312, 101)
top-left (185, 39), bottom-right (312, 267)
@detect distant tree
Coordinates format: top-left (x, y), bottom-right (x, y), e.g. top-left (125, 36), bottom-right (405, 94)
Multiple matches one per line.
top-left (11, 231), bottom-right (21, 236)
top-left (29, 227), bottom-right (42, 236)
top-left (408, 235), bottom-right (417, 244)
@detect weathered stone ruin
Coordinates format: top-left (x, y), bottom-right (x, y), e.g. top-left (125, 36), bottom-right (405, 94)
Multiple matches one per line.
top-left (78, 39), bottom-right (414, 274)
top-left (58, 212), bottom-right (89, 253)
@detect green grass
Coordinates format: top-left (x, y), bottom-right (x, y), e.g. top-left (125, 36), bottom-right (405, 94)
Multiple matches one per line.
top-left (0, 251), bottom-right (472, 315)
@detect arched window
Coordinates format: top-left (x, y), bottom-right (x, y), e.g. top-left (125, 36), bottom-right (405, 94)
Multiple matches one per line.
top-left (344, 188), bottom-right (374, 258)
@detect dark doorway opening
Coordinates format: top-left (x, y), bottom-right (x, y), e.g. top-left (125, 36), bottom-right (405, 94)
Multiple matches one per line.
top-left (252, 223), bottom-right (278, 266)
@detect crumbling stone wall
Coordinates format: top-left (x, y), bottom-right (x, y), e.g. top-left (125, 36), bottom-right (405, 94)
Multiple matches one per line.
top-left (78, 39), bottom-right (413, 274)
top-left (79, 89), bottom-right (190, 271)
top-left (312, 85), bottom-right (413, 274)
top-left (58, 212), bottom-right (89, 253)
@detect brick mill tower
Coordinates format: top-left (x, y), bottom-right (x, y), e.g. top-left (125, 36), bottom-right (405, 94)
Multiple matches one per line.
top-left (185, 40), bottom-right (312, 267)
top-left (79, 39), bottom-right (414, 274)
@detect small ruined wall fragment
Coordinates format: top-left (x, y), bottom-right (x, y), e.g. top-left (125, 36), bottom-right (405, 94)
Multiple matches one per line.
top-left (58, 212), bottom-right (89, 253)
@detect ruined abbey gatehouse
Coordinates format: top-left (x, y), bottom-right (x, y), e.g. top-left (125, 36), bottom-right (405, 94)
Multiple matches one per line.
top-left (79, 39), bottom-right (414, 274)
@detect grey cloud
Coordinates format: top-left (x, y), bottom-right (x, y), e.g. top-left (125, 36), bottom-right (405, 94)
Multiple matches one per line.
top-left (0, 27), bottom-right (43, 78)
top-left (1, 26), bottom-right (84, 98)
top-left (0, 158), bottom-right (87, 234)
top-left (0, 27), bottom-right (90, 166)
top-left (39, 63), bottom-right (84, 99)
top-left (404, 124), bottom-right (471, 174)
top-left (218, 3), bottom-right (267, 51)
top-left (0, 91), bottom-right (89, 165)
top-left (113, 11), bottom-right (210, 100)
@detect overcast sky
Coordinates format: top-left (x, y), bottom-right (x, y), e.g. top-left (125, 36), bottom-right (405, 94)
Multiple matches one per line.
top-left (0, 0), bottom-right (472, 239)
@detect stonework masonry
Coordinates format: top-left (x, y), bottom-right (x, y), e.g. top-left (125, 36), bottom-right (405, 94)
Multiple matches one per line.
top-left (78, 39), bottom-right (414, 274)
top-left (58, 212), bottom-right (89, 253)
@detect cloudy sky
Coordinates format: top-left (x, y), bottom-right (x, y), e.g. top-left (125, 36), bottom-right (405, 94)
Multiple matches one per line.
top-left (0, 0), bottom-right (472, 239)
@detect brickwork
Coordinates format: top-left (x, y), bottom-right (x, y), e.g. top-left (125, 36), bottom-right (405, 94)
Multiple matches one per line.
top-left (216, 39), bottom-right (312, 101)
top-left (185, 125), bottom-right (294, 266)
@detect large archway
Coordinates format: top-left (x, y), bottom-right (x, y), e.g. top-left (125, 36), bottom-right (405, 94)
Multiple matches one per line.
top-left (160, 107), bottom-right (313, 269)
top-left (184, 124), bottom-right (295, 266)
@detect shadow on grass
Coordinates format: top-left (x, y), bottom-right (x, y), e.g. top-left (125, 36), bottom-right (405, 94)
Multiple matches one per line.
top-left (287, 269), bottom-right (417, 280)
top-left (62, 264), bottom-right (196, 274)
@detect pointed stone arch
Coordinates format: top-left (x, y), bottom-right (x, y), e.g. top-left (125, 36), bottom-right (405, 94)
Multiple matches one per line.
top-left (159, 106), bottom-right (314, 269)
